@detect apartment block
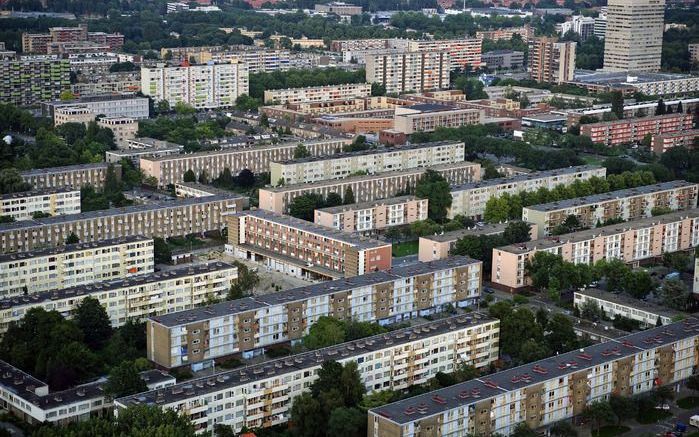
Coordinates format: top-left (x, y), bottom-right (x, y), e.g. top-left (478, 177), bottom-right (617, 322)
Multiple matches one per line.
top-left (21, 163), bottom-right (121, 191)
top-left (366, 51), bottom-right (451, 94)
top-left (491, 210), bottom-right (699, 291)
top-left (97, 117), bottom-right (138, 148)
top-left (475, 26), bottom-right (534, 41)
top-left (0, 194), bottom-right (245, 253)
top-left (270, 141), bottom-right (466, 185)
top-left (574, 289), bottom-right (678, 328)
top-left (522, 181), bottom-right (699, 237)
top-left (41, 94), bottom-right (150, 121)
top-left (0, 188), bottom-right (80, 221)
top-left (53, 106), bottom-right (94, 126)
top-left (406, 38), bottom-right (482, 71)
top-left (139, 138), bottom-right (349, 188)
top-left (140, 62), bottom-right (249, 109)
top-left (557, 15), bottom-right (596, 40)
top-left (22, 25), bottom-right (123, 53)
top-left (448, 165), bottom-right (607, 219)
top-left (259, 161), bottom-right (482, 214)
top-left (393, 105), bottom-right (483, 134)
top-left (418, 221), bottom-right (537, 263)
top-left (481, 50), bottom-right (525, 70)
top-left (315, 196), bottom-right (428, 234)
top-left (368, 318), bottom-right (699, 437)
top-left (603, 0), bottom-right (665, 71)
top-left (581, 113), bottom-right (694, 147)
top-left (652, 129), bottom-right (699, 155)
top-left (120, 314), bottom-right (498, 433)
top-left (0, 58), bottom-right (70, 106)
top-left (0, 263), bottom-right (237, 334)
top-left (330, 38), bottom-right (396, 52)
top-left (263, 83), bottom-right (371, 104)
top-left (0, 236), bottom-right (153, 298)
top-left (144, 255), bottom-right (484, 368)
top-left (227, 209), bottom-right (392, 279)
top-left (315, 2), bottom-right (363, 14)
top-left (0, 360), bottom-right (174, 425)
top-left (528, 37), bottom-right (576, 84)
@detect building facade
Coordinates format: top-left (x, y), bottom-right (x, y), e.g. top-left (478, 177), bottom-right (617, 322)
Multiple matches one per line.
top-left (406, 39), bottom-right (482, 71)
top-left (393, 105), bottom-right (483, 134)
top-left (0, 58), bottom-right (70, 106)
top-left (574, 289), bottom-right (677, 328)
top-left (270, 141), bottom-right (466, 185)
top-left (97, 117), bottom-right (138, 148)
top-left (144, 255), bottom-right (484, 368)
top-left (263, 83), bottom-right (371, 104)
top-left (314, 2), bottom-right (363, 14)
top-left (522, 181), bottom-right (699, 237)
top-left (315, 196), bottom-right (428, 234)
top-left (481, 50), bottom-right (525, 70)
top-left (53, 106), bottom-right (94, 126)
top-left (652, 129), bottom-right (699, 155)
top-left (22, 25), bottom-right (123, 53)
top-left (0, 188), bottom-right (80, 221)
top-left (20, 163), bottom-right (121, 191)
top-left (492, 210), bottom-right (699, 291)
top-left (528, 38), bottom-right (576, 84)
top-left (366, 51), bottom-right (451, 94)
top-left (475, 26), bottom-right (534, 41)
top-left (41, 94), bottom-right (150, 121)
top-left (603, 0), bottom-right (666, 71)
top-left (581, 113), bottom-right (694, 147)
top-left (0, 236), bottom-right (153, 298)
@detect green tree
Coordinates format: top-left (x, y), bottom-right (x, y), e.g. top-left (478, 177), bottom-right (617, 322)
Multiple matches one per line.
top-left (303, 317), bottom-right (346, 349)
top-left (544, 314), bottom-right (578, 354)
top-left (290, 393), bottom-right (324, 437)
top-left (294, 143), bottom-right (311, 159)
top-left (289, 193), bottom-right (325, 221)
top-left (183, 169), bottom-right (196, 183)
top-left (153, 237), bottom-right (172, 264)
top-left (326, 192), bottom-right (343, 207)
top-left (660, 278), bottom-right (689, 310)
top-left (609, 395), bottom-right (638, 424)
top-left (0, 168), bottom-right (32, 194)
top-left (655, 98), bottom-right (666, 115)
top-left (74, 296), bottom-right (112, 351)
top-left (503, 221), bottom-right (531, 243)
top-left (549, 420), bottom-right (578, 437)
top-left (610, 91), bottom-right (624, 119)
top-left (483, 196), bottom-right (511, 223)
top-left (344, 186), bottom-right (356, 204)
top-left (370, 82), bottom-right (386, 97)
top-left (327, 407), bottom-right (366, 437)
top-left (228, 261), bottom-right (259, 299)
top-left (415, 170), bottom-right (452, 223)
top-left (583, 401), bottom-right (616, 435)
top-left (66, 232), bottom-right (80, 244)
top-left (104, 361), bottom-right (148, 398)
top-left (410, 219), bottom-right (441, 237)
top-left (173, 101), bottom-right (196, 115)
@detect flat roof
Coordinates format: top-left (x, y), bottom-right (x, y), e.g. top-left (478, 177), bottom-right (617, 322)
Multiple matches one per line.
top-left (316, 195), bottom-right (420, 215)
top-left (370, 317), bottom-right (699, 425)
top-left (450, 165), bottom-right (603, 192)
top-left (20, 162), bottom-right (113, 177)
top-left (0, 262), bottom-right (235, 311)
top-left (43, 93), bottom-right (146, 106)
top-left (273, 141), bottom-right (462, 165)
top-left (575, 288), bottom-right (679, 319)
top-left (117, 313), bottom-right (496, 408)
top-left (523, 180), bottom-right (697, 212)
top-left (0, 187), bottom-right (79, 200)
top-left (422, 222), bottom-right (516, 243)
top-left (149, 255), bottom-right (481, 328)
top-left (522, 113), bottom-right (567, 122)
top-left (573, 70), bottom-right (698, 85)
top-left (0, 235), bottom-right (151, 264)
top-left (583, 112), bottom-right (691, 128)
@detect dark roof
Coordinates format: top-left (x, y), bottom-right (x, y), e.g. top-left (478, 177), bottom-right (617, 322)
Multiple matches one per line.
top-left (0, 187), bottom-right (79, 200)
top-left (450, 165), bottom-right (604, 192)
top-left (20, 162), bottom-right (113, 177)
top-left (0, 235), bottom-right (151, 264)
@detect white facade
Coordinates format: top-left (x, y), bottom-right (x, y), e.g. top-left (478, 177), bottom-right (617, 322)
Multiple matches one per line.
top-left (0, 189), bottom-right (80, 221)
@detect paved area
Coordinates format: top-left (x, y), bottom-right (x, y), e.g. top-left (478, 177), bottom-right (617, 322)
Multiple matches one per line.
top-left (217, 252), bottom-right (315, 295)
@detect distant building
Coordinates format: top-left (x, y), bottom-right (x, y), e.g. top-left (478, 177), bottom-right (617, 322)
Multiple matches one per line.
top-left (652, 129), bottom-right (699, 155)
top-left (366, 51), bottom-right (451, 94)
top-left (580, 113), bottom-right (694, 147)
top-left (594, 8), bottom-right (608, 39)
top-left (41, 94), bottom-right (149, 121)
top-left (21, 24), bottom-right (123, 53)
top-left (557, 15), bottom-right (596, 40)
top-left (21, 163), bottom-right (121, 191)
top-left (574, 289), bottom-right (678, 328)
top-left (96, 117), bottom-right (138, 148)
top-left (0, 58), bottom-right (70, 106)
top-left (528, 37), bottom-right (576, 84)
top-left (690, 44), bottom-right (699, 63)
top-left (315, 196), bottom-right (428, 234)
top-left (570, 71), bottom-right (699, 96)
top-left (314, 2), bottom-right (363, 15)
top-left (0, 188), bottom-right (80, 222)
top-left (603, 0), bottom-right (665, 71)
top-left (263, 83), bottom-right (371, 104)
top-left (475, 26), bottom-right (534, 41)
top-left (393, 104), bottom-right (483, 134)
top-left (481, 50), bottom-right (525, 70)
top-left (53, 106), bottom-right (94, 127)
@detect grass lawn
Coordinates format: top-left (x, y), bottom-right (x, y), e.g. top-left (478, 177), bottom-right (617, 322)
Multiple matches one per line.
top-left (636, 409), bottom-right (672, 424)
top-left (678, 396), bottom-right (699, 409)
top-left (592, 425), bottom-right (631, 437)
top-left (167, 236), bottom-right (206, 250)
top-left (392, 240), bottom-right (419, 257)
top-left (580, 153), bottom-right (605, 165)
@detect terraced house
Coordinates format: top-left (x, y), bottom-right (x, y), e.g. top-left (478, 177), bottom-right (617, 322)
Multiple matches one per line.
top-left (227, 209), bottom-right (392, 279)
top-left (121, 314), bottom-right (498, 433)
top-left (145, 256), bottom-right (483, 368)
top-left (368, 318), bottom-right (699, 436)
top-left (491, 210), bottom-right (699, 291)
top-left (270, 141), bottom-right (466, 185)
top-left (522, 181), bottom-right (699, 237)
top-left (0, 262), bottom-right (237, 334)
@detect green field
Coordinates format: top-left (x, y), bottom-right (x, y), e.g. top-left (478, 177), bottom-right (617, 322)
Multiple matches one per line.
top-left (392, 240), bottom-right (419, 257)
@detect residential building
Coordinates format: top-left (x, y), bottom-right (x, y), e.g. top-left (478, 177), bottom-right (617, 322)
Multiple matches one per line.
top-left (139, 138), bottom-right (350, 188)
top-left (528, 38), bottom-right (576, 84)
top-left (227, 209), bottom-right (392, 279)
top-left (481, 50), bottom-right (525, 70)
top-left (368, 318), bottom-right (699, 437)
top-left (0, 235), bottom-right (153, 298)
top-left (0, 188), bottom-right (80, 221)
top-left (475, 26), bottom-right (535, 41)
top-left (22, 25), bottom-right (124, 53)
top-left (393, 105), bottom-right (483, 134)
top-left (695, 258), bottom-right (699, 294)
top-left (270, 141), bottom-right (466, 185)
top-left (0, 43), bottom-right (15, 60)
top-left (564, 97), bottom-right (699, 125)
top-left (652, 129), bottom-right (698, 155)
top-left (580, 113), bottom-right (694, 147)
top-left (144, 255), bottom-right (485, 368)
top-left (140, 62), bottom-right (249, 109)
top-left (521, 113), bottom-right (568, 131)
top-left (448, 166), bottom-right (607, 219)
top-left (263, 83), bottom-right (371, 104)
top-left (330, 38), bottom-right (397, 52)
top-left (0, 194), bottom-right (245, 253)
top-left (0, 360), bottom-right (174, 425)
top-left (259, 161), bottom-right (482, 214)
top-left (594, 7), bottom-right (608, 39)
top-left (0, 58), bottom-right (70, 106)
top-left (0, 263), bottom-right (237, 334)
top-left (571, 71), bottom-right (699, 96)
top-left (21, 163), bottom-right (121, 191)
top-left (366, 51), bottom-right (451, 94)
top-left (603, 0), bottom-right (665, 71)
top-left (523, 181), bottom-right (698, 237)
top-left (106, 145), bottom-right (184, 166)
top-left (314, 2), bottom-right (363, 14)
top-left (41, 94), bottom-right (149, 121)
top-left (70, 73), bottom-right (141, 97)
top-left (173, 182), bottom-right (242, 200)
top-left (493, 210), bottom-right (699, 291)
top-left (690, 43), bottom-right (699, 62)
top-left (53, 106), bottom-right (94, 126)
top-left (574, 289), bottom-right (678, 328)
top-left (405, 39), bottom-right (482, 71)
top-left (557, 15), bottom-right (595, 40)
top-left (418, 221), bottom-right (537, 263)
top-left (119, 313), bottom-right (498, 433)
top-left (97, 117), bottom-right (138, 148)
top-left (315, 196), bottom-right (428, 234)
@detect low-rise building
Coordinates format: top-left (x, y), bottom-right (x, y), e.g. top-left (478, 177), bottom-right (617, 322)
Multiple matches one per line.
top-left (491, 210), bottom-right (699, 291)
top-left (571, 70), bottom-right (699, 96)
top-left (574, 289), bottom-right (679, 328)
top-left (315, 196), bottom-right (428, 233)
top-left (581, 113), bottom-right (694, 147)
top-left (393, 105), bottom-right (483, 134)
top-left (53, 106), bottom-right (94, 126)
top-left (521, 113), bottom-right (568, 132)
top-left (651, 129), bottom-right (699, 155)
top-left (448, 165), bottom-right (607, 219)
top-left (522, 181), bottom-right (699, 237)
top-left (0, 194), bottom-right (245, 253)
top-left (0, 262), bottom-right (237, 334)
top-left (120, 313), bottom-right (498, 433)
top-left (41, 94), bottom-right (149, 121)
top-left (0, 236), bottom-right (153, 298)
top-left (475, 26), bottom-right (534, 41)
top-left (314, 2), bottom-right (363, 14)
top-left (270, 141), bottom-right (466, 185)
top-left (0, 188), bottom-right (80, 221)
top-left (368, 318), bottom-right (699, 437)
top-left (227, 209), bottom-right (392, 279)
top-left (481, 50), bottom-right (525, 70)
top-left (96, 117), bottom-right (138, 148)
top-left (259, 161), bottom-right (482, 214)
top-left (263, 83), bottom-right (371, 104)
top-left (144, 255), bottom-right (484, 368)
top-left (21, 163), bottom-right (121, 191)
